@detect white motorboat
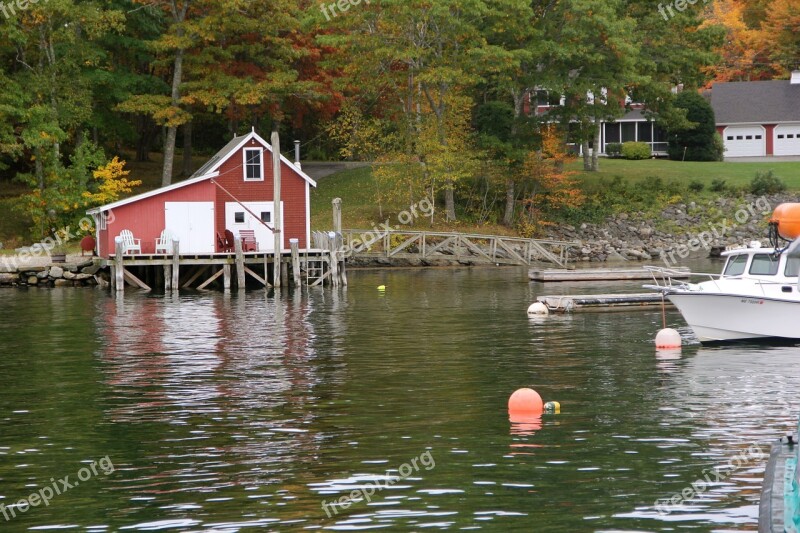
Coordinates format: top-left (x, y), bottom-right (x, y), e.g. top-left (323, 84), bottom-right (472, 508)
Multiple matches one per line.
top-left (646, 242), bottom-right (800, 343)
top-left (644, 202), bottom-right (800, 343)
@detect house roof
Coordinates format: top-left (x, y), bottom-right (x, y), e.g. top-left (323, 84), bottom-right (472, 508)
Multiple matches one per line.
top-left (711, 80), bottom-right (800, 125)
top-left (87, 130), bottom-right (316, 215)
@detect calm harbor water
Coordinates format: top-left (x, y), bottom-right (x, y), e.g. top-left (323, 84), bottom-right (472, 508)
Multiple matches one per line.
top-left (1, 264), bottom-right (799, 532)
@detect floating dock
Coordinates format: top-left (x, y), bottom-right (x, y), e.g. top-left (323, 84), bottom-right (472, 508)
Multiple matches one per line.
top-left (529, 267), bottom-right (691, 282)
top-left (536, 293), bottom-right (672, 313)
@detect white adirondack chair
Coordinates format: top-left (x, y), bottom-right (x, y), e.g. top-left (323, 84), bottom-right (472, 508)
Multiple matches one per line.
top-left (155, 229), bottom-right (174, 254)
top-left (118, 229), bottom-right (142, 255)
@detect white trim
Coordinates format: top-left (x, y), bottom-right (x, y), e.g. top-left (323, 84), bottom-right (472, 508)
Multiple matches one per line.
top-left (305, 181), bottom-right (311, 249)
top-left (86, 171), bottom-right (220, 215)
top-left (243, 148), bottom-right (264, 181)
top-left (199, 130), bottom-right (317, 188)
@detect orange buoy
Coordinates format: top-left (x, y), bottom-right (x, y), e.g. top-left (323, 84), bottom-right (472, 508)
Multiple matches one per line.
top-left (655, 328), bottom-right (682, 349)
top-left (508, 388), bottom-right (543, 415)
top-left (770, 203), bottom-right (800, 240)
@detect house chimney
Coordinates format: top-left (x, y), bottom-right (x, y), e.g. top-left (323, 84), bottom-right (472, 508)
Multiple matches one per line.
top-left (294, 140), bottom-right (301, 169)
top-left (792, 71), bottom-right (800, 85)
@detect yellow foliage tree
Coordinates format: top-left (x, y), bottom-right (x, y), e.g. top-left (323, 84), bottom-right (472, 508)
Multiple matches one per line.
top-left (83, 157), bottom-right (142, 207)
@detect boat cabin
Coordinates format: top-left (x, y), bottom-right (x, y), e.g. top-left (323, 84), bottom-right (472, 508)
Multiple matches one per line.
top-left (721, 244), bottom-right (800, 282)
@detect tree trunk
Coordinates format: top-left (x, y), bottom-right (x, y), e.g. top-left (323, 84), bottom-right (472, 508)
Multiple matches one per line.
top-left (445, 182), bottom-right (456, 221)
top-left (161, 45), bottom-right (184, 187)
top-left (582, 140), bottom-right (591, 170)
top-left (503, 178), bottom-right (515, 226)
top-left (182, 121), bottom-right (193, 177)
top-left (591, 122), bottom-right (601, 172)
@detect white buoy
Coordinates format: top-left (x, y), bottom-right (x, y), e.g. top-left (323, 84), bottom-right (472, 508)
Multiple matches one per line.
top-left (655, 328), bottom-right (682, 348)
top-left (527, 302), bottom-right (550, 316)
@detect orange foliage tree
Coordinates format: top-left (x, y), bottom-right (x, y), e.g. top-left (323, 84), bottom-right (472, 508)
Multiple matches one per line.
top-left (518, 127), bottom-right (584, 235)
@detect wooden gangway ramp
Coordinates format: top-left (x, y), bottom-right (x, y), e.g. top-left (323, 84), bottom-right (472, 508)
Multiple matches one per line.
top-left (537, 293), bottom-right (672, 313)
top-left (530, 267), bottom-right (690, 282)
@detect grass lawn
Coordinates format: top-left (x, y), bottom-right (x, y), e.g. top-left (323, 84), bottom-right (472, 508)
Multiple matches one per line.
top-left (569, 158), bottom-right (800, 188)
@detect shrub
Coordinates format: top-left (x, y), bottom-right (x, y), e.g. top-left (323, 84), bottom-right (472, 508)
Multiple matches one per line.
top-left (710, 179), bottom-right (727, 193)
top-left (622, 142), bottom-right (652, 160)
top-left (750, 170), bottom-right (786, 195)
top-left (605, 142), bottom-right (623, 158)
top-left (667, 91), bottom-right (722, 161)
top-left (688, 179), bottom-right (705, 192)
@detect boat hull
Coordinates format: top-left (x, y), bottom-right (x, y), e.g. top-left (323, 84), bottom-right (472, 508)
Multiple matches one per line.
top-left (668, 292), bottom-right (800, 343)
top-left (759, 438), bottom-right (794, 533)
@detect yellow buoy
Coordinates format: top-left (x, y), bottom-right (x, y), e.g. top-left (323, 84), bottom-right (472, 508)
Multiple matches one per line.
top-left (544, 401), bottom-right (561, 414)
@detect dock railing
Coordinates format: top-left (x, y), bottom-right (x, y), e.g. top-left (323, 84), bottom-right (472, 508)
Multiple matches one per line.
top-left (339, 229), bottom-right (579, 267)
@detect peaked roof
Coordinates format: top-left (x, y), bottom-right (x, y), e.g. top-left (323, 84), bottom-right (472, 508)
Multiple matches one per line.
top-left (87, 130), bottom-right (316, 214)
top-left (711, 80), bottom-right (800, 125)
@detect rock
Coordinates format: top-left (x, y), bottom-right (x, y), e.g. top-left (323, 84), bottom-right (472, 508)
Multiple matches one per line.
top-left (21, 266), bottom-right (45, 272)
top-left (49, 266), bottom-right (64, 279)
top-left (63, 271), bottom-right (77, 280)
top-left (27, 276), bottom-right (38, 285)
top-left (53, 279), bottom-right (71, 287)
top-left (37, 270), bottom-right (49, 279)
top-left (94, 276), bottom-right (109, 288)
top-left (81, 264), bottom-right (102, 275)
top-left (73, 273), bottom-right (93, 281)
top-left (0, 273), bottom-right (17, 284)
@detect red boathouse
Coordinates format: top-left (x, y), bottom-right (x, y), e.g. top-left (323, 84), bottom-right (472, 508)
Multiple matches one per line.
top-left (87, 130), bottom-right (316, 258)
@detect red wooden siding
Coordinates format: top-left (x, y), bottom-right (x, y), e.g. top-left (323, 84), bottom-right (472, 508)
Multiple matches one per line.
top-left (213, 137), bottom-right (308, 249)
top-left (99, 180), bottom-right (215, 256)
top-left (96, 135), bottom-right (311, 258)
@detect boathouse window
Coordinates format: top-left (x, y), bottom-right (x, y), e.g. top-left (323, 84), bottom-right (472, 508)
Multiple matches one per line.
top-left (749, 254), bottom-right (779, 276)
top-left (244, 148), bottom-right (263, 181)
top-left (723, 254), bottom-right (748, 276)
top-left (260, 211), bottom-right (271, 223)
top-left (786, 257), bottom-right (800, 277)
top-left (234, 212), bottom-right (245, 224)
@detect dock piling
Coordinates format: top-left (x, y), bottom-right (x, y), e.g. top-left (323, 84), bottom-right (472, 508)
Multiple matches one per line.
top-left (290, 239), bottom-right (301, 287)
top-left (114, 237), bottom-right (124, 292)
top-left (171, 239), bottom-right (180, 290)
top-left (235, 238), bottom-right (245, 289)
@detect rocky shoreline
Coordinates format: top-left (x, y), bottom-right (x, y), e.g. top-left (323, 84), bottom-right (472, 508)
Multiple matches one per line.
top-left (543, 193), bottom-right (789, 264)
top-left (0, 193), bottom-right (793, 282)
top-left (0, 260), bottom-right (106, 288)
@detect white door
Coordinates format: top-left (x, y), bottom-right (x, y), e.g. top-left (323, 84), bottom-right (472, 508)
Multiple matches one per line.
top-left (225, 202), bottom-right (284, 252)
top-left (723, 126), bottom-right (765, 157)
top-left (164, 202), bottom-right (215, 254)
top-left (774, 124), bottom-right (800, 156)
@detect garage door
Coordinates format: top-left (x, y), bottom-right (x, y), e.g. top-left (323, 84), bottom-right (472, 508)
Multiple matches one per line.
top-left (775, 124), bottom-right (800, 156)
top-left (724, 126), bottom-right (765, 157)
top-left (164, 202), bottom-right (215, 254)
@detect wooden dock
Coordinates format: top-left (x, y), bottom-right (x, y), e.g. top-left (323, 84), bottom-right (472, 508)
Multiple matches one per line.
top-left (101, 233), bottom-right (347, 293)
top-left (536, 292), bottom-right (672, 313)
top-left (529, 267), bottom-right (690, 282)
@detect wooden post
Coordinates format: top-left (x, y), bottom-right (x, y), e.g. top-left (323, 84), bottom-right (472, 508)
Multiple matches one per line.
top-left (332, 198), bottom-right (342, 234)
top-left (171, 238), bottom-right (180, 291)
top-left (223, 264), bottom-right (231, 291)
top-left (271, 129), bottom-right (282, 288)
top-left (114, 237), bottom-right (124, 292)
top-left (281, 261), bottom-right (288, 287)
top-left (328, 231), bottom-right (339, 288)
top-left (163, 265), bottom-right (172, 291)
top-left (290, 238), bottom-right (301, 287)
top-left (235, 238), bottom-right (245, 289)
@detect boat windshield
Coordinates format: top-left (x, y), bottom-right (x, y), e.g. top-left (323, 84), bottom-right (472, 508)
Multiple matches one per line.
top-left (786, 256), bottom-right (800, 277)
top-left (749, 253), bottom-right (779, 276)
top-left (723, 254), bottom-right (748, 276)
